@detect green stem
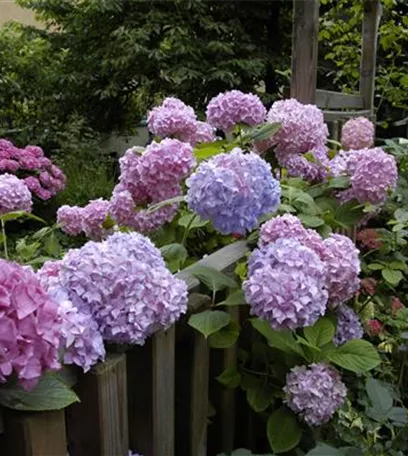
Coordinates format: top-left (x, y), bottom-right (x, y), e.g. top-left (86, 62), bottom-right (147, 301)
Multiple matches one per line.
top-left (181, 214), bottom-right (197, 246)
top-left (1, 218), bottom-right (8, 260)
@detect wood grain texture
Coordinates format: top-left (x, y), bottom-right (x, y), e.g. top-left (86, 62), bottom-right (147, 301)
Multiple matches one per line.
top-left (153, 326), bottom-right (176, 456)
top-left (4, 410), bottom-right (66, 456)
top-left (316, 89), bottom-right (364, 110)
top-left (323, 109), bottom-right (371, 122)
top-left (290, 0), bottom-right (320, 103)
top-left (66, 353), bottom-right (128, 456)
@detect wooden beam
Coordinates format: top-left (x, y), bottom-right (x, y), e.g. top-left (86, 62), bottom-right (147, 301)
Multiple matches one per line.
top-left (290, 0), bottom-right (320, 103)
top-left (316, 90), bottom-right (365, 110)
top-left (323, 109), bottom-right (371, 122)
top-left (360, 0), bottom-right (382, 111)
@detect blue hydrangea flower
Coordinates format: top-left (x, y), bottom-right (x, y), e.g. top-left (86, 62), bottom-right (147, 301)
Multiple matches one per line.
top-left (333, 305), bottom-right (363, 346)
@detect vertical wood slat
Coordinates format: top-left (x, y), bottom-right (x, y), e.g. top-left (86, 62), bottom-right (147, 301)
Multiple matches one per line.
top-left (360, 0), bottom-right (382, 112)
top-left (66, 353), bottom-right (128, 456)
top-left (153, 326), bottom-right (176, 456)
top-left (190, 332), bottom-right (209, 456)
top-left (290, 0), bottom-right (320, 104)
top-left (4, 410), bottom-right (66, 456)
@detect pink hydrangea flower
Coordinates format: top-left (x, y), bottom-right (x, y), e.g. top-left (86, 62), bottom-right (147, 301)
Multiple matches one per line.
top-left (81, 199), bottom-right (111, 241)
top-left (0, 174), bottom-right (32, 215)
top-left (341, 117), bottom-right (374, 150)
top-left (57, 205), bottom-right (84, 236)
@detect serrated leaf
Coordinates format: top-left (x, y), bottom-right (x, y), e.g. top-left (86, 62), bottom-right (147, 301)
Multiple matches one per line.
top-left (305, 443), bottom-right (345, 456)
top-left (209, 320), bottom-right (240, 348)
top-left (0, 373), bottom-right (79, 411)
top-left (188, 310), bottom-right (231, 338)
top-left (216, 366), bottom-right (241, 388)
top-left (394, 209), bottom-right (408, 223)
top-left (326, 339), bottom-right (381, 373)
top-left (328, 176), bottom-right (351, 189)
top-left (247, 384), bottom-right (275, 412)
top-left (267, 407), bottom-right (301, 453)
top-left (304, 317), bottom-right (335, 348)
top-left (178, 213), bottom-right (209, 229)
top-left (160, 243), bottom-right (188, 271)
top-left (191, 265), bottom-right (237, 292)
top-left (216, 289), bottom-right (246, 307)
top-left (193, 140), bottom-right (228, 160)
top-left (298, 214), bottom-right (325, 228)
top-left (0, 211), bottom-right (46, 224)
top-left (387, 407), bottom-right (408, 426)
top-left (367, 263), bottom-right (384, 271)
top-left (382, 268), bottom-right (403, 286)
top-left (246, 122), bottom-right (281, 141)
top-left (365, 377), bottom-right (393, 421)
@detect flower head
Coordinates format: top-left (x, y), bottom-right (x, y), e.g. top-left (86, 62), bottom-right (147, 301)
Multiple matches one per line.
top-left (392, 296), bottom-right (404, 316)
top-left (187, 148), bottom-right (280, 235)
top-left (341, 117), bottom-right (374, 150)
top-left (333, 305), bottom-right (363, 346)
top-left (206, 90), bottom-right (266, 131)
top-left (81, 199), bottom-right (110, 241)
top-left (186, 121), bottom-right (216, 146)
top-left (367, 319), bottom-right (383, 336)
top-left (356, 228), bottom-right (382, 250)
top-left (60, 232), bottom-right (188, 344)
top-left (0, 260), bottom-right (61, 390)
top-left (244, 238), bottom-right (328, 330)
top-left (0, 174), bottom-right (32, 215)
top-left (57, 205), bottom-right (84, 236)
top-left (284, 363), bottom-right (347, 426)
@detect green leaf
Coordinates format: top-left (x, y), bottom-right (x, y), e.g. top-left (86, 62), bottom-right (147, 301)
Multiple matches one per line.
top-left (267, 407), bottom-right (302, 453)
top-left (216, 289), bottom-right (246, 307)
top-left (44, 231), bottom-right (61, 256)
top-left (334, 202), bottom-right (363, 228)
top-left (328, 176), bottom-right (351, 189)
top-left (0, 373), bottom-right (79, 411)
top-left (245, 122), bottom-right (281, 141)
top-left (209, 320), bottom-right (240, 348)
top-left (191, 265), bottom-right (237, 292)
top-left (247, 384), bottom-right (275, 412)
top-left (365, 377), bottom-right (393, 422)
top-left (305, 443), bottom-right (345, 456)
top-left (1, 211), bottom-right (46, 224)
top-left (394, 209), bottom-right (408, 223)
top-left (251, 319), bottom-right (304, 357)
top-left (216, 366), bottom-right (241, 388)
top-left (160, 243), bottom-right (188, 271)
top-left (178, 213), bottom-right (209, 229)
top-left (304, 317), bottom-right (335, 348)
top-left (297, 214), bottom-right (325, 228)
top-left (367, 263), bottom-right (384, 271)
top-left (387, 407), bottom-right (408, 426)
top-left (326, 339), bottom-right (381, 373)
top-left (382, 268), bottom-right (403, 286)
top-left (193, 140), bottom-right (228, 160)
top-left (188, 310), bottom-right (231, 338)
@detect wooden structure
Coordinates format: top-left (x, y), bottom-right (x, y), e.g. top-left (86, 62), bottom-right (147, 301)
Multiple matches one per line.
top-left (291, 0), bottom-right (382, 137)
top-left (0, 241), bottom-right (249, 456)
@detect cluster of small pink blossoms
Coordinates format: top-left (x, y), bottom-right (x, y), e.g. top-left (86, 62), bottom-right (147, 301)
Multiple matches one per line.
top-left (341, 117), bottom-right (374, 150)
top-left (0, 139), bottom-right (66, 200)
top-left (0, 173), bottom-right (33, 215)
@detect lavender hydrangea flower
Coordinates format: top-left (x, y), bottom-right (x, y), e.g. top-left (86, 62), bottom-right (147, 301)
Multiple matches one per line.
top-left (206, 90), bottom-right (266, 131)
top-left (147, 97), bottom-right (197, 139)
top-left (187, 148), bottom-right (280, 235)
top-left (57, 205), bottom-right (83, 236)
top-left (341, 117), bottom-right (374, 150)
top-left (333, 305), bottom-right (364, 346)
top-left (81, 198), bottom-right (110, 241)
top-left (259, 214), bottom-right (326, 259)
top-left (185, 121), bottom-right (216, 145)
top-left (244, 238), bottom-right (328, 330)
top-left (60, 232), bottom-right (188, 344)
top-left (0, 173), bottom-right (32, 215)
top-left (284, 363), bottom-right (347, 426)
top-left (323, 234), bottom-right (360, 307)
top-left (266, 99), bottom-right (328, 156)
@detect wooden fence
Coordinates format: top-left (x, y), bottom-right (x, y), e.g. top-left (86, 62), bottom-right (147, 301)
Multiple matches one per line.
top-left (0, 241), bottom-right (248, 456)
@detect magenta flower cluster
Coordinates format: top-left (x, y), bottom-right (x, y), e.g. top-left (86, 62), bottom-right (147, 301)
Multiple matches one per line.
top-left (187, 148), bottom-right (281, 235)
top-left (206, 90), bottom-right (266, 131)
top-left (60, 232), bottom-right (188, 344)
top-left (0, 139), bottom-right (66, 200)
top-left (244, 238), bottom-right (328, 330)
top-left (333, 305), bottom-right (363, 346)
top-left (341, 117), bottom-right (374, 150)
top-left (0, 260), bottom-right (61, 390)
top-left (284, 363), bottom-right (347, 426)
top-left (0, 173), bottom-right (32, 215)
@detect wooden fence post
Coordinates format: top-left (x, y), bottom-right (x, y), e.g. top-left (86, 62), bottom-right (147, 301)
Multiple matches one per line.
top-left (4, 409), bottom-right (67, 456)
top-left (66, 353), bottom-right (128, 456)
top-left (290, 0), bottom-right (320, 103)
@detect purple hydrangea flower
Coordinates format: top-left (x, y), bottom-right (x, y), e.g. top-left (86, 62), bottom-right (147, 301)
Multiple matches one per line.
top-left (206, 90), bottom-right (266, 131)
top-left (118, 148), bottom-right (150, 204)
top-left (323, 234), bottom-right (360, 307)
top-left (244, 238), bottom-right (328, 330)
top-left (185, 121), bottom-right (216, 146)
top-left (341, 117), bottom-right (374, 150)
top-left (187, 148), bottom-right (280, 235)
top-left (0, 174), bottom-right (32, 215)
top-left (333, 305), bottom-right (364, 346)
top-left (284, 363), bottom-right (347, 426)
top-left (259, 214), bottom-right (326, 260)
top-left (57, 205), bottom-right (84, 236)
top-left (81, 198), bottom-right (111, 241)
top-left (60, 232), bottom-right (188, 344)
top-left (147, 97), bottom-right (197, 139)
top-left (266, 99), bottom-right (328, 156)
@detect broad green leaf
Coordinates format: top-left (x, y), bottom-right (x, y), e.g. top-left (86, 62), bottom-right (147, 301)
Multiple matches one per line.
top-left (298, 214), bottom-right (325, 228)
top-left (209, 320), bottom-right (240, 348)
top-left (267, 407), bottom-right (302, 453)
top-left (304, 318), bottom-right (335, 348)
top-left (389, 260), bottom-right (407, 271)
top-left (382, 268), bottom-right (403, 286)
top-left (216, 289), bottom-right (246, 307)
top-left (44, 231), bottom-right (61, 256)
top-left (216, 366), bottom-right (241, 388)
top-left (191, 265), bottom-right (237, 292)
top-left (160, 243), bottom-right (188, 271)
top-left (387, 407), bottom-right (408, 426)
top-left (328, 176), bottom-right (351, 189)
top-left (246, 122), bottom-right (281, 141)
top-left (247, 384), bottom-right (275, 412)
top-left (305, 443), bottom-right (345, 456)
top-left (217, 449), bottom-right (275, 456)
top-left (365, 377), bottom-right (393, 422)
top-left (0, 211), bottom-right (46, 224)
top-left (326, 339), bottom-right (381, 373)
top-left (251, 319), bottom-right (304, 357)
top-left (188, 310), bottom-right (231, 338)
top-left (193, 140), bottom-right (228, 160)
top-left (178, 213), bottom-right (209, 229)
top-left (367, 263), bottom-right (384, 271)
top-left (394, 208), bottom-right (408, 223)
top-left (0, 373), bottom-right (79, 411)
top-left (278, 204), bottom-right (296, 213)
top-left (334, 202), bottom-right (363, 228)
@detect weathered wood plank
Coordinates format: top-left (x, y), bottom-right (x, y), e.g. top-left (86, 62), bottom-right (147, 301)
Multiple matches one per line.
top-left (153, 326), bottom-right (176, 456)
top-left (290, 0), bottom-right (320, 103)
top-left (4, 409), bottom-right (67, 456)
top-left (316, 89), bottom-right (364, 110)
top-left (360, 0), bottom-right (382, 111)
top-left (66, 353), bottom-right (128, 456)
top-left (323, 109), bottom-right (371, 122)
